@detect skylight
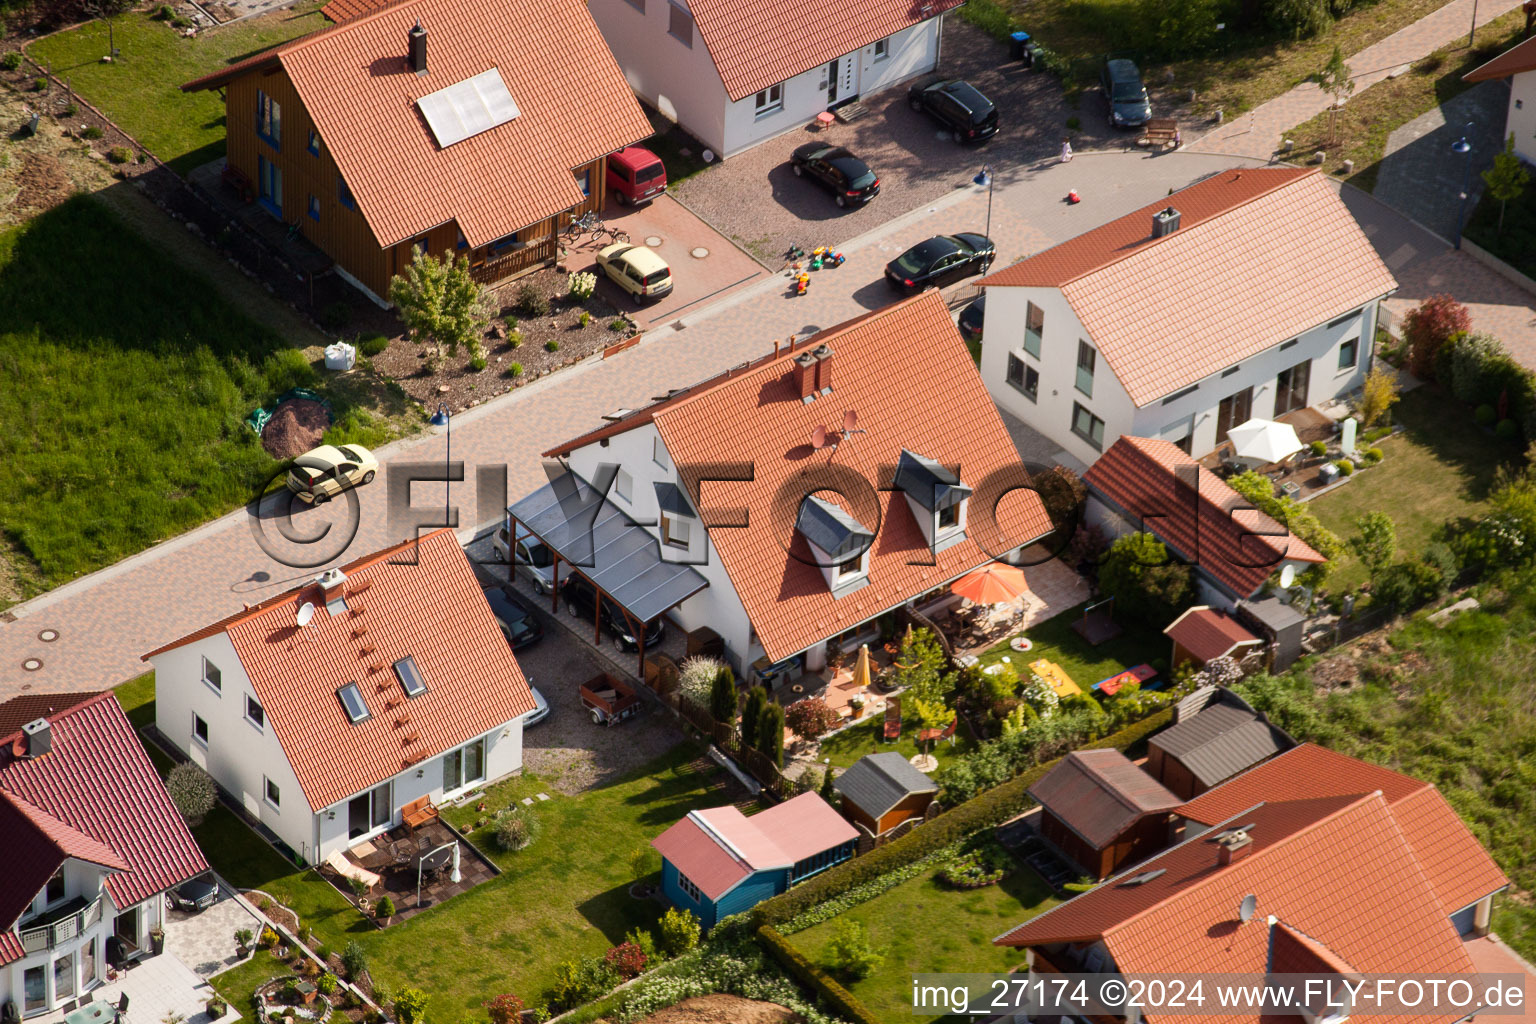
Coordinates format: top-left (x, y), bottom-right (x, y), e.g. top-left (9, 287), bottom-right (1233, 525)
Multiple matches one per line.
top-left (394, 656), bottom-right (427, 697)
top-left (417, 68), bottom-right (519, 148)
top-left (337, 682), bottom-right (370, 723)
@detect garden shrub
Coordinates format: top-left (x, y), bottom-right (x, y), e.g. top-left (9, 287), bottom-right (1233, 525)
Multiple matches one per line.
top-left (1333, 459), bottom-right (1355, 477)
top-left (507, 329), bottom-right (522, 349)
top-left (1268, 0), bottom-right (1330, 37)
top-left (1498, 419), bottom-right (1521, 440)
top-left (374, 896), bottom-right (395, 919)
top-left (608, 318), bottom-right (627, 332)
top-left (757, 702), bottom-right (785, 767)
top-left (394, 988), bottom-right (428, 1024)
top-left (756, 925), bottom-right (882, 1024)
top-left (544, 339), bottom-right (559, 353)
top-left (1096, 532), bottom-right (1193, 625)
top-left (823, 919), bottom-right (885, 980)
top-left (578, 311), bottom-right (592, 327)
top-left (567, 271), bottom-right (596, 300)
top-left (107, 146), bottom-right (133, 164)
top-left (937, 838), bottom-right (1014, 888)
top-left (483, 994), bottom-right (524, 1024)
top-left (1402, 294), bottom-right (1470, 380)
top-left (31, 76), bottom-right (46, 91)
top-left (468, 355), bottom-right (487, 372)
top-left (1308, 439), bottom-right (1328, 457)
top-left (82, 125), bottom-right (103, 140)
top-left (678, 655), bottom-right (725, 711)
top-left (604, 942), bottom-right (647, 979)
top-left (359, 335), bottom-right (389, 357)
top-left (1358, 367), bottom-right (1400, 428)
top-left (548, 956), bottom-right (617, 1010)
top-left (1360, 447), bottom-right (1383, 465)
top-left (1227, 470), bottom-right (1346, 564)
top-left (657, 907), bottom-right (701, 956)
top-left (341, 940), bottom-right (368, 980)
top-left (1451, 332), bottom-right (1507, 404)
top-left (263, 348), bottom-right (317, 392)
top-left (1371, 560), bottom-right (1443, 612)
top-left (494, 808), bottom-right (540, 851)
top-left (1, 52), bottom-right (21, 70)
top-left (165, 762), bottom-right (216, 825)
top-left (515, 284), bottom-right (548, 317)
top-left (786, 696), bottom-right (839, 740)
top-left (709, 666), bottom-right (737, 725)
top-left (258, 927), bottom-right (279, 949)
top-left (740, 686), bottom-right (767, 751)
top-left (624, 927), bottom-right (658, 961)
top-left (506, 362), bottom-right (523, 378)
top-left (1476, 404), bottom-right (1497, 426)
top-left (317, 974), bottom-right (337, 996)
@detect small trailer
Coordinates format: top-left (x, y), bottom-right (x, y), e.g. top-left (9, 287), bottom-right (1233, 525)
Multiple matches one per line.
top-left (580, 673), bottom-right (640, 727)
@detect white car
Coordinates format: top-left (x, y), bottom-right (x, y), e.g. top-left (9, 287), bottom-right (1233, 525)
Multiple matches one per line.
top-left (523, 685), bottom-right (550, 726)
top-left (492, 522), bottom-right (563, 594)
top-left (285, 444), bottom-right (378, 504)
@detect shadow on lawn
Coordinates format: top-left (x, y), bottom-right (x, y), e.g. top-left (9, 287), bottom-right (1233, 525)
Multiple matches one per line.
top-left (573, 878), bottom-right (665, 944)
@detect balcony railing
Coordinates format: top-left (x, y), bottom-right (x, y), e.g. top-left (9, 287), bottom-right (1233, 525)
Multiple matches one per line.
top-left (17, 894), bottom-right (100, 953)
top-left (469, 236), bottom-right (558, 284)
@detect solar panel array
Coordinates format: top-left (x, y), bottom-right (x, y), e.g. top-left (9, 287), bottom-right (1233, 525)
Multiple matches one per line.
top-left (416, 67), bottom-right (519, 148)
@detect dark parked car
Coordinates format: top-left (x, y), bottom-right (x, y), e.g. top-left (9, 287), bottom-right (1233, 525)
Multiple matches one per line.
top-left (1101, 58), bottom-right (1152, 128)
top-left (958, 294), bottom-right (986, 342)
top-left (885, 234), bottom-right (995, 294)
top-left (560, 574), bottom-right (665, 652)
top-left (907, 77), bottom-right (999, 144)
top-left (485, 586), bottom-right (544, 650)
top-left (789, 143), bottom-right (880, 207)
top-left (166, 876), bottom-right (218, 913)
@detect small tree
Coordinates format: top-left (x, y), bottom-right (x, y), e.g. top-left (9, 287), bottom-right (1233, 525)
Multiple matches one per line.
top-left (1358, 366), bottom-right (1400, 427)
top-left (1351, 511), bottom-right (1398, 578)
top-left (628, 843), bottom-right (658, 880)
top-left (677, 656), bottom-right (724, 713)
top-left (1402, 294), bottom-right (1471, 380)
top-left (820, 764), bottom-right (838, 802)
top-left (393, 988), bottom-right (428, 1024)
top-left (757, 702), bottom-right (786, 767)
top-left (709, 667), bottom-right (737, 725)
top-left (483, 994), bottom-right (525, 1024)
top-left (387, 247), bottom-right (492, 368)
top-left (785, 696), bottom-right (840, 741)
top-left (1096, 532), bottom-right (1192, 624)
top-left (1483, 133), bottom-right (1531, 234)
top-left (889, 626), bottom-right (951, 706)
top-left (374, 896), bottom-right (395, 921)
top-left (825, 919), bottom-right (886, 980)
top-left (656, 907), bottom-right (700, 956)
top-left (740, 685), bottom-right (767, 750)
top-left (911, 694), bottom-right (952, 757)
top-left (1318, 45), bottom-right (1354, 143)
top-left (341, 940), bottom-right (368, 980)
top-left (165, 762), bottom-right (216, 826)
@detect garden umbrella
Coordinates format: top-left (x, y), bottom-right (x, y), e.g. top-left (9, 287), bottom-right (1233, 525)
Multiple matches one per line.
top-left (951, 562), bottom-right (1030, 605)
top-left (851, 644), bottom-right (872, 690)
top-left (1227, 418), bottom-right (1303, 465)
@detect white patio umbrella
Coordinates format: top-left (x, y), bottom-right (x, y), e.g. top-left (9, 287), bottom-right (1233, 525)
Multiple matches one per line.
top-left (1227, 418), bottom-right (1303, 465)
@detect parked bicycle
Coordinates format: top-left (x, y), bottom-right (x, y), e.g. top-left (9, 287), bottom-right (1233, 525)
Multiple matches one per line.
top-left (562, 211), bottom-right (629, 246)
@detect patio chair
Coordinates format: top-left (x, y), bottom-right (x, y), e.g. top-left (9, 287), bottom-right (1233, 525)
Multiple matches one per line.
top-left (116, 994), bottom-right (129, 1022)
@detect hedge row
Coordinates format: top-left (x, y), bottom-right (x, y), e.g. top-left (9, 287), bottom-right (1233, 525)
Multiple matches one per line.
top-left (753, 708), bottom-right (1173, 926)
top-left (756, 925), bottom-right (881, 1024)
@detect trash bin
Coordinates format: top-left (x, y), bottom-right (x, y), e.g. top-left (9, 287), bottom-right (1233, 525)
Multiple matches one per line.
top-left (1023, 39), bottom-right (1041, 69)
top-left (1009, 31), bottom-right (1030, 61)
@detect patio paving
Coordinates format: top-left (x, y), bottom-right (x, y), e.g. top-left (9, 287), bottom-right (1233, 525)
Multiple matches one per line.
top-left (37, 950), bottom-right (238, 1024)
top-left (163, 881), bottom-right (265, 978)
top-left (331, 818), bottom-right (498, 925)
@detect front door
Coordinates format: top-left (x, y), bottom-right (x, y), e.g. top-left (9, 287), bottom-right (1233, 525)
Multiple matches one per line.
top-left (115, 906), bottom-right (139, 953)
top-left (1274, 359), bottom-right (1311, 415)
top-left (826, 55), bottom-right (858, 104)
top-left (826, 60), bottom-right (840, 103)
top-left (1216, 387), bottom-right (1254, 444)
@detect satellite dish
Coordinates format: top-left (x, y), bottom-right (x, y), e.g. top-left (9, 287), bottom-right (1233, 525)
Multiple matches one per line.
top-left (1239, 894), bottom-right (1257, 923)
top-left (1279, 564), bottom-right (1296, 589)
top-left (843, 409), bottom-right (859, 434)
top-left (297, 602), bottom-right (316, 628)
top-left (811, 425), bottom-right (830, 450)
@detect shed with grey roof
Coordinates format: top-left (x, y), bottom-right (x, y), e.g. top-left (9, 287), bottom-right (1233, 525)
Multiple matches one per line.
top-left (833, 752), bottom-right (939, 835)
top-left (1146, 687), bottom-right (1294, 799)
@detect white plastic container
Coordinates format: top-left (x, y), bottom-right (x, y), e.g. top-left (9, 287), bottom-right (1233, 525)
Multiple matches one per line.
top-left (323, 341), bottom-right (356, 371)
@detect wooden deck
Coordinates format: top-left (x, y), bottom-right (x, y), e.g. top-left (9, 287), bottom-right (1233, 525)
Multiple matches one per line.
top-left (330, 819), bottom-right (498, 925)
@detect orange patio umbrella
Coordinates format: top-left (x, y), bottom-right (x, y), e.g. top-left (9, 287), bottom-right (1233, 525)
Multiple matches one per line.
top-left (852, 644), bottom-right (873, 690)
top-left (951, 562), bottom-right (1030, 605)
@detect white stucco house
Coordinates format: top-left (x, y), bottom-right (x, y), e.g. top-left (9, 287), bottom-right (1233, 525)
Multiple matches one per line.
top-left (519, 289), bottom-right (1054, 684)
top-left (587, 0), bottom-right (962, 158)
top-left (976, 167), bottom-right (1398, 469)
top-left (1, 693), bottom-right (209, 1018)
top-left (1465, 35), bottom-right (1536, 165)
top-left (144, 529), bottom-right (536, 866)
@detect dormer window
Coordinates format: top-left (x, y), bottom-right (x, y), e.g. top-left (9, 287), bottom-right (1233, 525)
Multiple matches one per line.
top-left (654, 481), bottom-right (694, 552)
top-left (836, 554), bottom-right (864, 580)
top-left (797, 495), bottom-right (873, 596)
top-left (894, 449), bottom-right (971, 552)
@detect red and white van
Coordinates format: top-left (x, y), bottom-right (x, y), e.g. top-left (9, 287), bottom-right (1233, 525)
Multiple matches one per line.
top-left (606, 146), bottom-right (667, 206)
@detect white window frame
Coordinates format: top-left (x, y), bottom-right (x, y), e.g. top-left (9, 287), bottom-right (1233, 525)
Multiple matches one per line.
top-left (836, 549), bottom-right (868, 582)
top-left (653, 437), bottom-right (669, 469)
top-left (264, 777), bottom-right (281, 809)
top-left (872, 37), bottom-right (890, 61)
top-left (201, 656), bottom-right (222, 695)
top-left (753, 83), bottom-right (784, 119)
top-left (662, 512), bottom-right (691, 549)
top-left (191, 712), bottom-right (209, 747)
top-left (245, 693), bottom-right (265, 732)
top-left (677, 871), bottom-right (702, 902)
top-left (1338, 337), bottom-right (1359, 373)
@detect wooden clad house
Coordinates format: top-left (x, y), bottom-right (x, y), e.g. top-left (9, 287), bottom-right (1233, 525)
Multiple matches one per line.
top-left (1028, 749), bottom-right (1182, 880)
top-left (182, 0), bottom-right (651, 304)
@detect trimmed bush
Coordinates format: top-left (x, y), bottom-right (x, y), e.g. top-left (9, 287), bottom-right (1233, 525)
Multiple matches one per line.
top-left (107, 147), bottom-right (133, 165)
top-left (544, 339), bottom-right (559, 353)
top-left (604, 942), bottom-right (647, 979)
top-left (2, 52), bottom-right (22, 70)
top-left (1333, 459), bottom-right (1355, 477)
top-left (757, 925), bottom-right (882, 1024)
top-left (165, 762), bottom-right (216, 825)
top-left (358, 335), bottom-right (389, 357)
top-left (374, 896), bottom-right (395, 919)
top-left (1360, 447), bottom-right (1384, 465)
top-left (317, 974), bottom-right (338, 996)
top-left (483, 994), bottom-right (524, 1024)
top-left (515, 284), bottom-right (548, 317)
top-left (1476, 404), bottom-right (1497, 426)
top-left (393, 988), bottom-right (427, 1024)
top-left (1308, 439), bottom-right (1328, 457)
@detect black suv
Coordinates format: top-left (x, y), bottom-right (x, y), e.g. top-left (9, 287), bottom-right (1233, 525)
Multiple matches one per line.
top-left (560, 573), bottom-right (666, 652)
top-left (908, 77), bottom-right (999, 144)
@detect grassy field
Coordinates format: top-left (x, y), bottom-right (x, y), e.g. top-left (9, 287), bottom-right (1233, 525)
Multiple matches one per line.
top-left (0, 196), bottom-right (400, 607)
top-left (973, 602), bottom-right (1166, 690)
top-left (818, 714), bottom-right (978, 771)
top-left (1239, 568), bottom-right (1536, 961)
top-left (790, 861), bottom-right (1057, 1022)
top-left (1308, 387), bottom-right (1516, 592)
top-left (1284, 11), bottom-right (1525, 193)
top-left (27, 4), bottom-right (326, 175)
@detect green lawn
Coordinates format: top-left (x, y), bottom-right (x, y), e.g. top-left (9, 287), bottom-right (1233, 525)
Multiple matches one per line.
top-left (1308, 387), bottom-right (1517, 592)
top-left (974, 603), bottom-right (1167, 691)
top-left (818, 714), bottom-right (977, 771)
top-left (791, 862), bottom-right (1058, 1023)
top-left (27, 4), bottom-right (326, 174)
top-left (0, 196), bottom-right (398, 606)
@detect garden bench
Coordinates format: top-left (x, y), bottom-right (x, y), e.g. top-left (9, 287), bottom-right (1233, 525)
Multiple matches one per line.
top-left (1140, 118), bottom-right (1181, 151)
top-left (401, 795), bottom-right (438, 831)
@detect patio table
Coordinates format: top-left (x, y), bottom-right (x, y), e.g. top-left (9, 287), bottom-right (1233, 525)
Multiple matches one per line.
top-left (65, 1003), bottom-right (114, 1024)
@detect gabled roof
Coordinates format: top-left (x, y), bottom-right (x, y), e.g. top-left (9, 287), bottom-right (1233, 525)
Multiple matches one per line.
top-left (1084, 436), bottom-right (1326, 599)
top-left (686, 0), bottom-right (965, 102)
top-left (893, 450), bottom-right (971, 513)
top-left (182, 0), bottom-right (650, 249)
top-left (1150, 698), bottom-right (1291, 789)
top-left (1178, 744), bottom-right (1509, 916)
top-left (651, 793), bottom-right (856, 901)
top-left (1028, 749), bottom-right (1182, 849)
top-left (1464, 35), bottom-right (1536, 82)
top-left (796, 495), bottom-right (874, 560)
top-left (996, 794), bottom-right (1479, 1024)
top-left (0, 692), bottom-right (102, 739)
top-left (144, 530), bottom-right (535, 810)
top-left (1164, 605), bottom-right (1263, 664)
top-left (833, 751), bottom-right (938, 819)
top-left (548, 290), bottom-right (1053, 663)
top-left (0, 694), bottom-right (208, 964)
top-left (978, 168), bottom-right (1397, 406)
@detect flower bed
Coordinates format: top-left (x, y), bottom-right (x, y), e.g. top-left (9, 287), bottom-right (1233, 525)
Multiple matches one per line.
top-left (936, 838), bottom-right (1015, 890)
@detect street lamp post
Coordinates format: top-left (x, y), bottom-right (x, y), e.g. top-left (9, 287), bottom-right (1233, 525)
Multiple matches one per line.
top-left (1451, 123), bottom-right (1475, 250)
top-left (973, 165), bottom-right (994, 241)
top-left (429, 403), bottom-right (451, 530)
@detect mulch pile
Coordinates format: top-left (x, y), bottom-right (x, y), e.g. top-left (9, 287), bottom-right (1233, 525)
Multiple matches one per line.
top-left (614, 995), bottom-right (799, 1024)
top-left (261, 399), bottom-right (330, 458)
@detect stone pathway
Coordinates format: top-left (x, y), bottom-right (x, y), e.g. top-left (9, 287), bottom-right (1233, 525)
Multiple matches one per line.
top-left (163, 881), bottom-right (266, 978)
top-left (1195, 0), bottom-right (1524, 160)
top-left (1373, 79), bottom-right (1506, 241)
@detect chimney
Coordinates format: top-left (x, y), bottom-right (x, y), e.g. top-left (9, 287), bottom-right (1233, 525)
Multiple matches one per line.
top-left (1216, 829), bottom-right (1253, 866)
top-left (408, 19), bottom-right (427, 74)
top-left (21, 717), bottom-right (51, 759)
top-left (793, 351), bottom-right (819, 403)
top-left (812, 344), bottom-right (834, 396)
top-left (316, 567), bottom-right (348, 599)
top-left (1152, 206), bottom-right (1181, 238)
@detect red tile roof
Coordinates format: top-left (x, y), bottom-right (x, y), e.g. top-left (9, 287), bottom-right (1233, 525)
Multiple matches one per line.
top-left (1464, 35), bottom-right (1536, 81)
top-left (1029, 749), bottom-right (1182, 849)
top-left (0, 692), bottom-right (101, 739)
top-left (1163, 606), bottom-right (1262, 663)
top-left (321, 0), bottom-right (388, 21)
top-left (1179, 744), bottom-right (1509, 917)
top-left (978, 168), bottom-right (1397, 406)
top-left (183, 0), bottom-right (650, 249)
top-left (686, 0), bottom-right (964, 102)
top-left (0, 694), bottom-right (209, 964)
top-left (1084, 436), bottom-right (1325, 599)
top-left (652, 793), bottom-right (856, 901)
top-left (623, 290), bottom-right (1052, 663)
top-left (145, 530), bottom-right (536, 810)
top-left (998, 794), bottom-right (1478, 1024)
